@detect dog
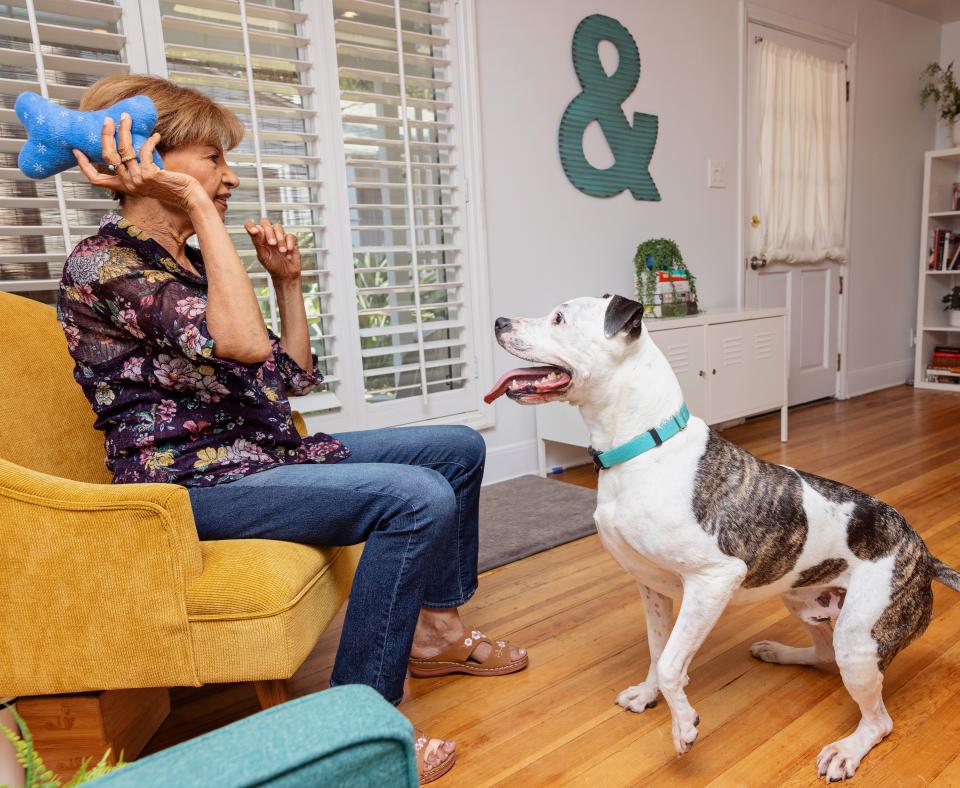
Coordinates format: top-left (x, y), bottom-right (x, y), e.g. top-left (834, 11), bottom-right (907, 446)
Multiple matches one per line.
top-left (485, 294), bottom-right (960, 782)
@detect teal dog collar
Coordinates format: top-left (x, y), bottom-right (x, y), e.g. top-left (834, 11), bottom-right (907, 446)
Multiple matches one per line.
top-left (588, 403), bottom-right (690, 471)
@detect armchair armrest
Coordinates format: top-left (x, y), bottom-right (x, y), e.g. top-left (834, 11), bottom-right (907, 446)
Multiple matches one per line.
top-left (0, 457), bottom-right (203, 696)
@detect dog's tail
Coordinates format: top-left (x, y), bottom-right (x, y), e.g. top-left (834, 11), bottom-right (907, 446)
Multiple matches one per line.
top-left (934, 558), bottom-right (960, 592)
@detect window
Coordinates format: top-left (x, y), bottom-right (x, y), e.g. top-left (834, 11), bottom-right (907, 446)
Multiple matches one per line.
top-left (156, 0), bottom-right (341, 413)
top-left (0, 0), bottom-right (491, 431)
top-left (0, 0), bottom-right (128, 307)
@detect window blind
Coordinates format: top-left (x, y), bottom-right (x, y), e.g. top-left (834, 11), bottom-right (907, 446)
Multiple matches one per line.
top-left (158, 0), bottom-right (340, 411)
top-left (0, 0), bottom-right (127, 307)
top-left (331, 0), bottom-right (476, 419)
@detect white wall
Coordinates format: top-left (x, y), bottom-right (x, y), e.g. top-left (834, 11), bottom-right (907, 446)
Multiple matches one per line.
top-left (474, 0), bottom-right (940, 483)
top-left (937, 21), bottom-right (960, 149)
top-left (846, 2), bottom-right (940, 396)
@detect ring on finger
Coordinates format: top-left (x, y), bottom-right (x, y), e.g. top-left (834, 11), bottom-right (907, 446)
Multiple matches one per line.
top-left (120, 153), bottom-right (137, 163)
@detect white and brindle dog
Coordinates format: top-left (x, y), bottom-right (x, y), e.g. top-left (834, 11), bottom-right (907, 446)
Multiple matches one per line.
top-left (485, 294), bottom-right (960, 782)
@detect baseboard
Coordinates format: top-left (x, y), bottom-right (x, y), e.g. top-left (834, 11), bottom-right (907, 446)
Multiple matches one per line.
top-left (845, 357), bottom-right (913, 398)
top-left (482, 438), bottom-right (539, 485)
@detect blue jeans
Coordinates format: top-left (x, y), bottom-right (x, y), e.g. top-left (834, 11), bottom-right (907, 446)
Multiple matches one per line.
top-left (187, 425), bottom-right (485, 705)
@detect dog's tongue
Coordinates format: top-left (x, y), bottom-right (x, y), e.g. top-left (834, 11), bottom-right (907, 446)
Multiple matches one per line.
top-left (483, 366), bottom-right (568, 404)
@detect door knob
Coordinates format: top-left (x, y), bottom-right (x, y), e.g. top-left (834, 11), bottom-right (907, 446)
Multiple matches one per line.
top-left (749, 255), bottom-right (768, 270)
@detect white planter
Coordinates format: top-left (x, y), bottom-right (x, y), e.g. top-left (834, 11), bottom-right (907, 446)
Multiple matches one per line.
top-left (953, 118), bottom-right (960, 148)
top-left (0, 700), bottom-right (24, 788)
top-left (950, 308), bottom-right (960, 327)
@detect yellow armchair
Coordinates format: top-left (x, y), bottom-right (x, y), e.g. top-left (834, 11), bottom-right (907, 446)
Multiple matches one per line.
top-left (0, 291), bottom-right (360, 701)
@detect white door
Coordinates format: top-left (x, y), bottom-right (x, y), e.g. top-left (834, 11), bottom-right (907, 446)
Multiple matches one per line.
top-left (652, 326), bottom-right (707, 420)
top-left (745, 23), bottom-right (845, 406)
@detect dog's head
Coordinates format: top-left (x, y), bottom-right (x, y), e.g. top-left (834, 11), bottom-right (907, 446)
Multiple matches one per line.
top-left (484, 294), bottom-right (645, 405)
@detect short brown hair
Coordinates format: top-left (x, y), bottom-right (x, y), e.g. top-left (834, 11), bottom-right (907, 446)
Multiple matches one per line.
top-left (80, 74), bottom-right (245, 154)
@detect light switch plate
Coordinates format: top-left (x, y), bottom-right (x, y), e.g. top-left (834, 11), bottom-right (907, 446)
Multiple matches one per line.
top-left (708, 159), bottom-right (726, 189)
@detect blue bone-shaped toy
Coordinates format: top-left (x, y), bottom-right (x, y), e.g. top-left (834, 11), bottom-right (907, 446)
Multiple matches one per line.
top-left (16, 92), bottom-right (164, 179)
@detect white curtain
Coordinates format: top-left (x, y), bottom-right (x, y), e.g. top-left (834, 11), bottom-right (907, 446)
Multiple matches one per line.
top-left (758, 40), bottom-right (848, 263)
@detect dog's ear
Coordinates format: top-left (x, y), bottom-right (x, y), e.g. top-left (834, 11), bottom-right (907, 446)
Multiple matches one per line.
top-left (603, 295), bottom-right (644, 341)
top-left (600, 293), bottom-right (612, 299)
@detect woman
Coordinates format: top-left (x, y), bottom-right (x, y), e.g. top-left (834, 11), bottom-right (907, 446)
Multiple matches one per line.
top-left (57, 75), bottom-right (525, 783)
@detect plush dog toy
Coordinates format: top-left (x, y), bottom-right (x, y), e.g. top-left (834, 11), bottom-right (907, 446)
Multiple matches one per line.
top-left (15, 92), bottom-right (163, 179)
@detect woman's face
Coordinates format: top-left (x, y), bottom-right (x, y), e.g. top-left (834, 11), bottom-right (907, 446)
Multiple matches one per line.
top-left (161, 143), bottom-right (239, 219)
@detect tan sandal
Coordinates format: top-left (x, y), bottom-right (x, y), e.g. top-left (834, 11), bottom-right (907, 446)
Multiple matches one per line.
top-left (416, 730), bottom-right (457, 784)
top-left (408, 629), bottom-right (529, 678)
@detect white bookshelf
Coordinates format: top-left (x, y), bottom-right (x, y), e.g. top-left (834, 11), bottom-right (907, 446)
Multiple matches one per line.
top-left (914, 146), bottom-right (960, 391)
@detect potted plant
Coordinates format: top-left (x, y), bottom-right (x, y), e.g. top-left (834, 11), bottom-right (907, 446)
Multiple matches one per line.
top-left (0, 699), bottom-right (23, 788)
top-left (633, 238), bottom-right (698, 318)
top-left (920, 62), bottom-right (960, 146)
top-left (0, 703), bottom-right (124, 787)
top-left (944, 285), bottom-right (960, 327)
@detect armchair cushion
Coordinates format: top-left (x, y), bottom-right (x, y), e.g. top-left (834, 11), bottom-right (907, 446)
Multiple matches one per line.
top-left (187, 540), bottom-right (349, 620)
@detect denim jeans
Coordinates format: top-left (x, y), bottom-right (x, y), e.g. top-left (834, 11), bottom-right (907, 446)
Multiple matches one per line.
top-left (186, 424), bottom-right (484, 704)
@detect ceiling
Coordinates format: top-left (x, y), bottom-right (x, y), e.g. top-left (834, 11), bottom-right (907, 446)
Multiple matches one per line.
top-left (877, 0), bottom-right (960, 24)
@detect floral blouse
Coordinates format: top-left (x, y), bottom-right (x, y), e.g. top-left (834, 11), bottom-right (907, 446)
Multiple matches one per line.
top-left (56, 214), bottom-right (349, 487)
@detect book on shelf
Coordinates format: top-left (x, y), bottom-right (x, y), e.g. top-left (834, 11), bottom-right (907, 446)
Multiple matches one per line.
top-left (953, 182), bottom-right (960, 211)
top-left (929, 229), bottom-right (960, 270)
top-left (926, 366), bottom-right (960, 383)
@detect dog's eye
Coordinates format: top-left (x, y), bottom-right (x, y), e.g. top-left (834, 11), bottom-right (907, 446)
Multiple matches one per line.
top-left (552, 312), bottom-right (565, 325)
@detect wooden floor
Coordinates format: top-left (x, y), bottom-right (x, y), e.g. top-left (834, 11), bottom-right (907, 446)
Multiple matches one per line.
top-left (145, 385), bottom-right (960, 786)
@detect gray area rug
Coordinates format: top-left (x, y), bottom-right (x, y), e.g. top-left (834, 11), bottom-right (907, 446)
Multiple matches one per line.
top-left (478, 474), bottom-right (597, 572)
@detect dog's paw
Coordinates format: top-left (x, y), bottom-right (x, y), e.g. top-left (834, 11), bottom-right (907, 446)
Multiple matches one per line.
top-left (671, 710), bottom-right (700, 754)
top-left (615, 682), bottom-right (659, 713)
top-left (816, 741), bottom-right (861, 783)
top-left (751, 640), bottom-right (792, 663)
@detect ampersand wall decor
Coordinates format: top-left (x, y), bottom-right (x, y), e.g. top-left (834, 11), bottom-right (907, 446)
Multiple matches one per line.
top-left (558, 14), bottom-right (660, 201)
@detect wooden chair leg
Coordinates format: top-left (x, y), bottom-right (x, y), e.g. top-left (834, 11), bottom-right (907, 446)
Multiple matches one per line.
top-left (253, 679), bottom-right (292, 709)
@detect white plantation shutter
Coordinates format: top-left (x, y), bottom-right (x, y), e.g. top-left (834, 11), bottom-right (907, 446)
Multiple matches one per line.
top-left (330, 0), bottom-right (483, 424)
top-left (0, 0), bottom-right (127, 307)
top-left (158, 0), bottom-right (341, 412)
top-left (0, 0), bottom-right (491, 429)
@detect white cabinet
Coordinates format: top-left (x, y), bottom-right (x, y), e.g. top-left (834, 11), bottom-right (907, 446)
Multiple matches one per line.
top-left (706, 316), bottom-right (786, 423)
top-left (656, 325), bottom-right (708, 418)
top-left (535, 309), bottom-right (788, 474)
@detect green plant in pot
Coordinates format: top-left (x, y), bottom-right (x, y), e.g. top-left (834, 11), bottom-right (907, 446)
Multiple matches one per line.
top-left (920, 61), bottom-right (960, 147)
top-left (944, 285), bottom-right (960, 328)
top-left (633, 238), bottom-right (698, 318)
top-left (0, 704), bottom-right (125, 787)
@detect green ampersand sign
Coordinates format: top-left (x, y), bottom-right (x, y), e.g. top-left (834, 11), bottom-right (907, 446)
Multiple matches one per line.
top-left (558, 14), bottom-right (660, 201)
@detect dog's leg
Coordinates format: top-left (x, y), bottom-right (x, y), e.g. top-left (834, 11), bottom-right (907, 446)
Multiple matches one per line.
top-left (751, 591), bottom-right (837, 671)
top-left (657, 564), bottom-right (745, 754)
top-left (616, 583), bottom-right (673, 712)
top-left (816, 564), bottom-right (896, 782)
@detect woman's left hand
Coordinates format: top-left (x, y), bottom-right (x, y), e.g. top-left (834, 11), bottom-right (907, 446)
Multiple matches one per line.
top-left (244, 218), bottom-right (301, 282)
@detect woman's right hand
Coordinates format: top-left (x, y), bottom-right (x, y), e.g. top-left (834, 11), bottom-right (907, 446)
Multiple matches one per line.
top-left (73, 113), bottom-right (208, 213)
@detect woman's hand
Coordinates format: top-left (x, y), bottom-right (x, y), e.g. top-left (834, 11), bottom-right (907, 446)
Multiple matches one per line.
top-left (73, 113), bottom-right (208, 213)
top-left (244, 218), bottom-right (302, 283)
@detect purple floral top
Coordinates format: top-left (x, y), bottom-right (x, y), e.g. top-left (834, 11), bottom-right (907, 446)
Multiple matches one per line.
top-left (56, 214), bottom-right (349, 487)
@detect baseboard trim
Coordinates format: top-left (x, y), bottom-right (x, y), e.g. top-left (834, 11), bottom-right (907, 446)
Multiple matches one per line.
top-left (845, 358), bottom-right (913, 398)
top-left (482, 438), bottom-right (539, 485)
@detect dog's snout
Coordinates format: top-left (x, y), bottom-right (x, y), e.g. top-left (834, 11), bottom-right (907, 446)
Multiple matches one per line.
top-left (494, 317), bottom-right (512, 335)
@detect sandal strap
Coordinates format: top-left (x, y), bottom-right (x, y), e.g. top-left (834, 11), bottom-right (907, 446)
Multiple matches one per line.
top-left (415, 729), bottom-right (451, 777)
top-left (417, 628), bottom-right (525, 668)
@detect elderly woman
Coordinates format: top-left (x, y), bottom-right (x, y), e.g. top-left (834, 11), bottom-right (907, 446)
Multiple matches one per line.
top-left (57, 74), bottom-right (525, 783)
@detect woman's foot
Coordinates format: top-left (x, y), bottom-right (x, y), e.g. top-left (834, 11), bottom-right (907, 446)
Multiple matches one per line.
top-left (416, 730), bottom-right (456, 783)
top-left (410, 607), bottom-right (526, 664)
